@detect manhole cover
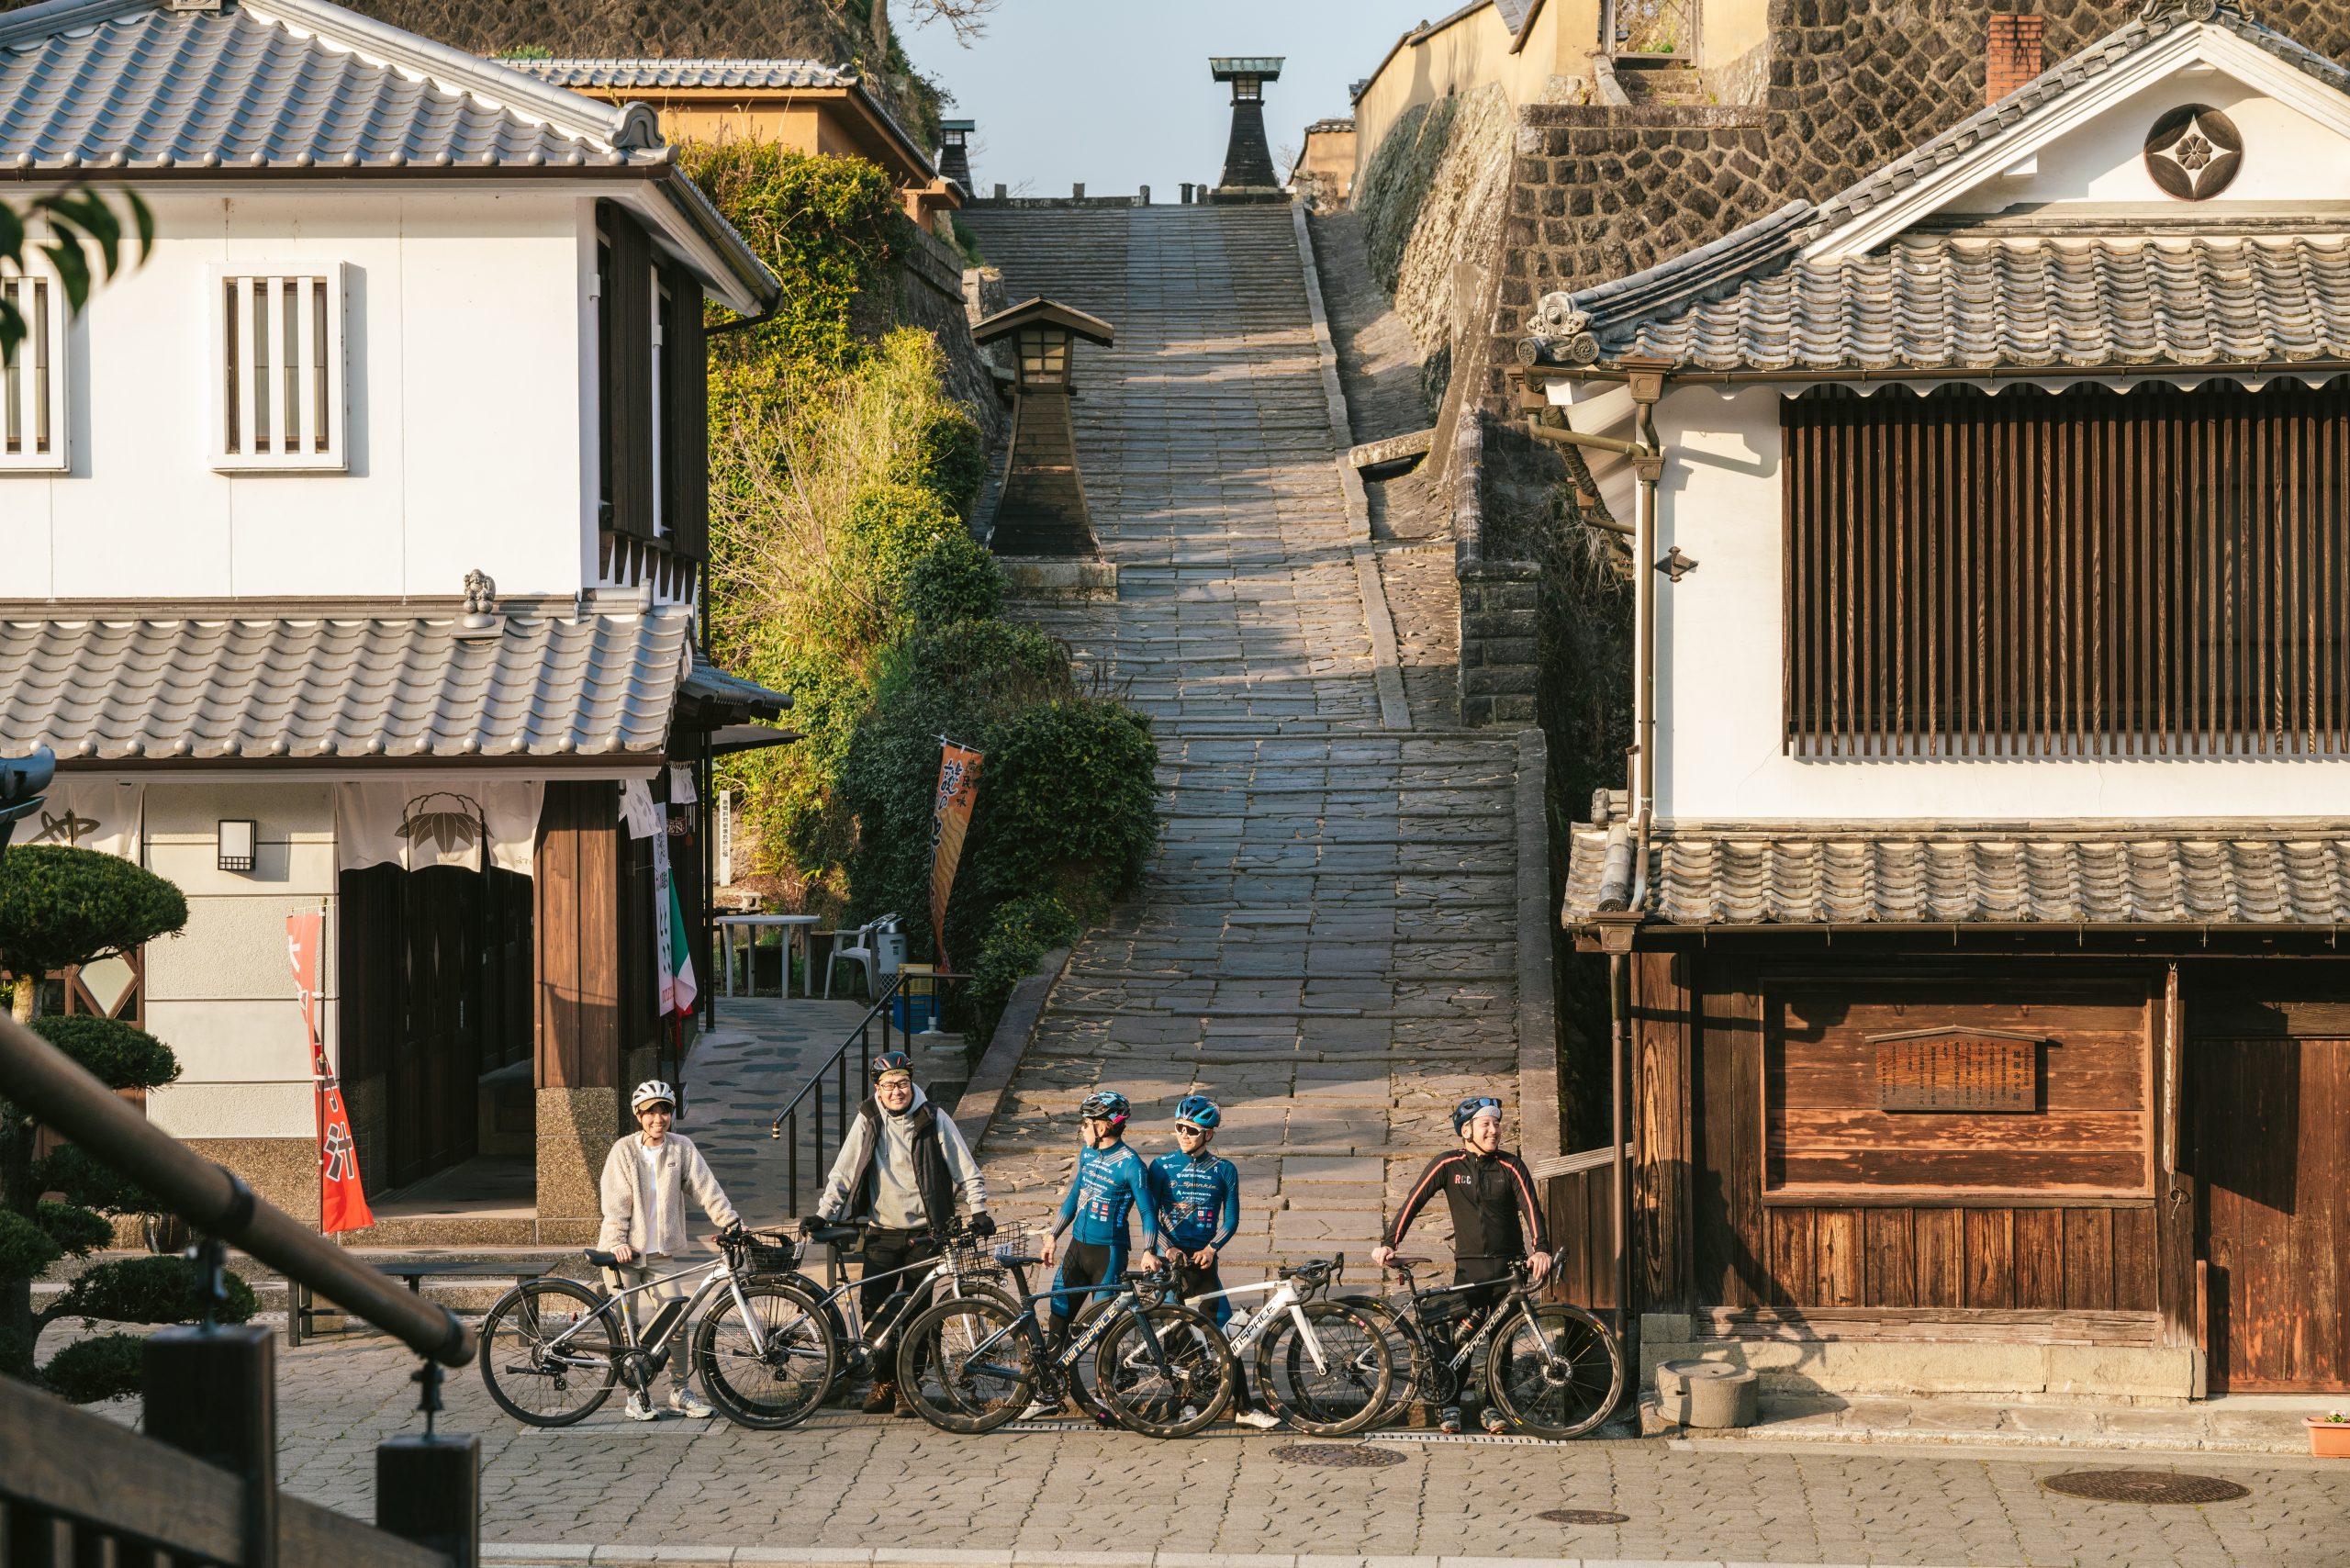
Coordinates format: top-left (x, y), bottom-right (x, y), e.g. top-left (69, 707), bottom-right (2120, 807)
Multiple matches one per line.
top-left (2042, 1471), bottom-right (2251, 1506)
top-left (1539, 1508), bottom-right (1629, 1525)
top-left (1271, 1443), bottom-right (1405, 1468)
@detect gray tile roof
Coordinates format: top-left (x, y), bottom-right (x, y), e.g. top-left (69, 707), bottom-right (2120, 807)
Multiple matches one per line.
top-left (1523, 0), bottom-right (2350, 375)
top-left (508, 57), bottom-right (854, 90)
top-left (0, 0), bottom-right (655, 170)
top-left (1581, 232), bottom-right (2350, 374)
top-left (0, 601), bottom-right (786, 763)
top-left (1562, 821), bottom-right (2350, 926)
top-left (1494, 0), bottom-right (1536, 35)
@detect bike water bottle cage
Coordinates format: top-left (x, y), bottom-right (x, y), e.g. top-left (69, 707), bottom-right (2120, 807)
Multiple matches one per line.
top-left (1078, 1091), bottom-right (1131, 1127)
top-left (1452, 1096), bottom-right (1504, 1134)
top-left (1174, 1094), bottom-right (1221, 1130)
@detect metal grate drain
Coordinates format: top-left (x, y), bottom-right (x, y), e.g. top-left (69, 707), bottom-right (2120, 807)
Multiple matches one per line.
top-left (1272, 1442), bottom-right (1406, 1468)
top-left (1539, 1508), bottom-right (1630, 1526)
top-left (2042, 1471), bottom-right (2252, 1506)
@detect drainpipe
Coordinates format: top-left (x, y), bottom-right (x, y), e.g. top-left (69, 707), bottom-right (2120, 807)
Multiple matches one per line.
top-left (1608, 949), bottom-right (1628, 1340)
top-left (1626, 372), bottom-right (1666, 917)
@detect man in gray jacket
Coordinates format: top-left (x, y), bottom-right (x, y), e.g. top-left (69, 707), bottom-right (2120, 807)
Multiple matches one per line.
top-left (814, 1050), bottom-right (990, 1415)
top-left (600, 1079), bottom-right (742, 1420)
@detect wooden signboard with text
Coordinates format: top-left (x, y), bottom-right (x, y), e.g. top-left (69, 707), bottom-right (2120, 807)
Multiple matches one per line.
top-left (1874, 1030), bottom-right (2040, 1114)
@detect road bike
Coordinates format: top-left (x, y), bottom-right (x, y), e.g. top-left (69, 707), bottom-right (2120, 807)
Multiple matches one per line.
top-left (774, 1214), bottom-right (1035, 1408)
top-left (896, 1264), bottom-right (1237, 1439)
top-left (1337, 1257), bottom-right (1623, 1439)
top-left (478, 1226), bottom-right (819, 1428)
top-left (1172, 1255), bottom-right (1393, 1435)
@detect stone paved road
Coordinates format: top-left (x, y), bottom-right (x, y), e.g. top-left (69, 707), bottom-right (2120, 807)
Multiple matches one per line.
top-left (957, 207), bottom-right (1523, 1273)
top-left (264, 1338), bottom-right (2350, 1567)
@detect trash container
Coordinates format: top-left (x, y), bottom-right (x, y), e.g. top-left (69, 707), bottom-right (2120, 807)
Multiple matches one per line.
top-left (877, 928), bottom-right (907, 979)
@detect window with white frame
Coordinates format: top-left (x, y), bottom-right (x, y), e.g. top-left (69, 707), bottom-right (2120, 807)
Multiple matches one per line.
top-left (212, 264), bottom-right (347, 470)
top-left (0, 271), bottom-right (69, 472)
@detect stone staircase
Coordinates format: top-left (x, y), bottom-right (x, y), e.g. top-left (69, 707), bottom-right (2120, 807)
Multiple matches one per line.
top-left (957, 204), bottom-right (1533, 1277)
top-left (1614, 60), bottom-right (1708, 106)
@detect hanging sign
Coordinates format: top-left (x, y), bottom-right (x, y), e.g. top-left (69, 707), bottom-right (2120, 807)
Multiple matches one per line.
top-left (1873, 1029), bottom-right (2042, 1114)
top-left (288, 910), bottom-right (373, 1234)
top-left (927, 741), bottom-right (983, 970)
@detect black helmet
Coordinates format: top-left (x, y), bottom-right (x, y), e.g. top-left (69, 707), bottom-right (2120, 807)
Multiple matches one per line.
top-left (871, 1050), bottom-right (914, 1081)
top-left (1453, 1096), bottom-right (1504, 1135)
top-left (1078, 1091), bottom-right (1131, 1128)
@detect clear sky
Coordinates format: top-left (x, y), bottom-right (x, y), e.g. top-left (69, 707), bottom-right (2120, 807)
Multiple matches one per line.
top-left (897, 0), bottom-right (1442, 195)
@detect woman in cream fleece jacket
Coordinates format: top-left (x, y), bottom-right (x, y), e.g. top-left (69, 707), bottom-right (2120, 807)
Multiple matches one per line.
top-left (599, 1080), bottom-right (743, 1419)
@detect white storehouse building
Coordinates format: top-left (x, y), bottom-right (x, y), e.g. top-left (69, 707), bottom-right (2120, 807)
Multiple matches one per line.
top-left (0, 0), bottom-right (787, 1241)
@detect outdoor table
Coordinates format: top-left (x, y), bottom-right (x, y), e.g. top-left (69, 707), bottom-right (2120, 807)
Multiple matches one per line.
top-left (287, 1255), bottom-right (554, 1348)
top-left (717, 913), bottom-right (822, 999)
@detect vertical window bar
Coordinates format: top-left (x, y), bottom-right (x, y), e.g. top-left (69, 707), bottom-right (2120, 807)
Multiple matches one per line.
top-left (5, 278), bottom-right (22, 454)
top-left (246, 278), bottom-right (268, 453)
top-left (224, 278), bottom-right (243, 455)
top-left (31, 276), bottom-right (49, 455)
top-left (296, 275), bottom-right (319, 456)
top-left (279, 276), bottom-right (298, 454)
top-left (313, 276), bottom-right (330, 452)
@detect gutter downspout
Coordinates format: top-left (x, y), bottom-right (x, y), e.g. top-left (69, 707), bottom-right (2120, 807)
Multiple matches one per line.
top-left (1626, 372), bottom-right (1666, 919)
top-left (1608, 949), bottom-right (1628, 1343)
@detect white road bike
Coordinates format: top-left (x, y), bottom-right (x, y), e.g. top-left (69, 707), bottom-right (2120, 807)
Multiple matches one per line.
top-left (1164, 1255), bottom-right (1393, 1435)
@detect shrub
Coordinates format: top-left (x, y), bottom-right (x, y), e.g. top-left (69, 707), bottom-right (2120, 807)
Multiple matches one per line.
top-left (32, 1203), bottom-right (111, 1259)
top-left (29, 1016), bottom-right (176, 1092)
top-left (0, 1210), bottom-right (60, 1282)
top-left (844, 483), bottom-right (961, 629)
top-left (969, 700), bottom-right (1160, 906)
top-left (903, 533), bottom-right (1003, 631)
top-left (57, 1255), bottom-right (255, 1327)
top-left (39, 1333), bottom-right (144, 1405)
top-left (968, 894), bottom-right (1080, 1040)
top-left (891, 405), bottom-right (989, 521)
top-left (0, 846), bottom-right (187, 997)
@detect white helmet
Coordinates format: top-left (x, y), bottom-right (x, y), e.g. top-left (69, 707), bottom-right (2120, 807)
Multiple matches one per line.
top-left (631, 1080), bottom-right (677, 1114)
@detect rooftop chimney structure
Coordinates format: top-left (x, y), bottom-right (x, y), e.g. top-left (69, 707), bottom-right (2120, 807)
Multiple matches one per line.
top-left (937, 118), bottom-right (974, 191)
top-left (1211, 57), bottom-right (1284, 195)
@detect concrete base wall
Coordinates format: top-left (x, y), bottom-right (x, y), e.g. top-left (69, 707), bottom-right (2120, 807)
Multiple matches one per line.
top-left (185, 1136), bottom-right (320, 1228)
top-left (1639, 1314), bottom-right (2205, 1406)
top-left (538, 1086), bottom-right (617, 1247)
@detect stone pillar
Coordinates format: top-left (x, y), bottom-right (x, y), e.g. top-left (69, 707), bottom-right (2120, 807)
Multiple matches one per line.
top-left (535, 780), bottom-right (622, 1245)
top-left (1220, 96), bottom-right (1276, 188)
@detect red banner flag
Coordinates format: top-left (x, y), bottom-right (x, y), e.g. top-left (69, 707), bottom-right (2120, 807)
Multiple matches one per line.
top-left (928, 742), bottom-right (983, 970)
top-left (288, 910), bottom-right (373, 1235)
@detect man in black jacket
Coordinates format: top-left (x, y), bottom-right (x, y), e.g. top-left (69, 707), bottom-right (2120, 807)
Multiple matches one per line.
top-left (1372, 1095), bottom-right (1551, 1433)
top-left (814, 1050), bottom-right (990, 1414)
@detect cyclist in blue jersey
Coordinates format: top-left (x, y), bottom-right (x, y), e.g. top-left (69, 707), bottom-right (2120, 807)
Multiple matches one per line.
top-left (1150, 1094), bottom-right (1281, 1430)
top-left (1027, 1090), bottom-right (1161, 1418)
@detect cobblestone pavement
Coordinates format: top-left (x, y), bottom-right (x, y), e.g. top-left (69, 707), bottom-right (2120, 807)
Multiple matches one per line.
top-left (260, 1337), bottom-right (2350, 1567)
top-left (949, 207), bottom-right (1516, 1273)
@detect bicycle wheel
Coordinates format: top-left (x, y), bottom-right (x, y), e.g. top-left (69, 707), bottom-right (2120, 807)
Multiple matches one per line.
top-left (1333, 1294), bottom-right (1428, 1428)
top-left (897, 1294), bottom-right (1036, 1434)
top-left (692, 1280), bottom-right (837, 1430)
top-left (1483, 1301), bottom-right (1625, 1439)
top-left (1256, 1299), bottom-right (1393, 1437)
top-left (1091, 1303), bottom-right (1235, 1439)
top-left (479, 1278), bottom-right (619, 1427)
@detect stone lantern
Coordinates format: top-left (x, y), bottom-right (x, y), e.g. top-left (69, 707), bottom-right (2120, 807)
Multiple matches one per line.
top-left (971, 297), bottom-right (1116, 558)
top-left (1211, 57), bottom-right (1284, 196)
top-left (937, 118), bottom-right (974, 191)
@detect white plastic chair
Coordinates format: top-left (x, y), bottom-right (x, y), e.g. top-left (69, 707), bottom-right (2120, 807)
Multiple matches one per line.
top-left (822, 913), bottom-right (900, 1000)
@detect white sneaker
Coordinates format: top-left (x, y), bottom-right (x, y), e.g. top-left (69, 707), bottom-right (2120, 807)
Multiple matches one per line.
top-left (1234, 1407), bottom-right (1283, 1431)
top-left (668, 1388), bottom-right (715, 1418)
top-left (624, 1393), bottom-right (660, 1422)
top-left (1019, 1397), bottom-right (1065, 1420)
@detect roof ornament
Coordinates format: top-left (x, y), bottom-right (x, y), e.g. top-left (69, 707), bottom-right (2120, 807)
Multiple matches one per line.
top-left (457, 569), bottom-right (503, 639)
top-left (1522, 291), bottom-right (1601, 367)
top-left (2139, 0), bottom-right (2233, 23)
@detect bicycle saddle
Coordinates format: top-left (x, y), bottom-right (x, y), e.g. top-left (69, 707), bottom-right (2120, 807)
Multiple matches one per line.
top-left (1385, 1255), bottom-right (1430, 1268)
top-left (584, 1249), bottom-right (621, 1269)
top-left (805, 1222), bottom-right (865, 1248)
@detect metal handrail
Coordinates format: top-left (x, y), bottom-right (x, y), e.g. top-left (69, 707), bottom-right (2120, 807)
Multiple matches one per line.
top-left (0, 1013), bottom-right (476, 1368)
top-left (767, 969), bottom-right (968, 1215)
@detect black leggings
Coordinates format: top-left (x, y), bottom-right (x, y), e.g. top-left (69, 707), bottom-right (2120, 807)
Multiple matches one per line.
top-left (1427, 1263), bottom-right (1511, 1406)
top-left (859, 1227), bottom-right (942, 1339)
top-left (1049, 1239), bottom-right (1120, 1343)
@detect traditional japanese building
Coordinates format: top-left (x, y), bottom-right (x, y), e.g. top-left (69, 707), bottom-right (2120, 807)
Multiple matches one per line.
top-left (1525, 0), bottom-right (2350, 1401)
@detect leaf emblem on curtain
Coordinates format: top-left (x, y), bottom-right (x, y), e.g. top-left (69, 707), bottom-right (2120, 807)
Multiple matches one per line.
top-left (397, 791), bottom-right (487, 857)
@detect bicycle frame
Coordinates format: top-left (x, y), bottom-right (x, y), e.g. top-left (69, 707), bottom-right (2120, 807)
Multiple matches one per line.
top-left (1394, 1271), bottom-right (1559, 1383)
top-left (960, 1278), bottom-right (1172, 1390)
top-left (1181, 1275), bottom-right (1323, 1369)
top-left (538, 1254), bottom-right (773, 1368)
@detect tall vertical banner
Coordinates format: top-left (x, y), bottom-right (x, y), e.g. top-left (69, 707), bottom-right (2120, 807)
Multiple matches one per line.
top-left (287, 910), bottom-right (373, 1235)
top-left (649, 814), bottom-right (697, 1017)
top-left (928, 741), bottom-right (983, 970)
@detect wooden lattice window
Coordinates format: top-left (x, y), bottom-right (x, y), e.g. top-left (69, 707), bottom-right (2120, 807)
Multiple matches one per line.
top-left (1783, 383), bottom-right (2350, 757)
top-left (212, 264), bottom-right (346, 470)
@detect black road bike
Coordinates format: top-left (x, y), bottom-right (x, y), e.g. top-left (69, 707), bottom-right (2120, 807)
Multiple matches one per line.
top-left (1338, 1257), bottom-right (1624, 1439)
top-left (896, 1265), bottom-right (1237, 1439)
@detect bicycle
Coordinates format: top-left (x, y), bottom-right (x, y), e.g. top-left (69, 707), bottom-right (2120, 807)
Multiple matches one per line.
top-left (1172, 1255), bottom-right (1393, 1436)
top-left (896, 1264), bottom-right (1237, 1439)
top-left (779, 1214), bottom-right (1035, 1406)
top-left (478, 1226), bottom-right (827, 1429)
top-left (1337, 1257), bottom-right (1623, 1439)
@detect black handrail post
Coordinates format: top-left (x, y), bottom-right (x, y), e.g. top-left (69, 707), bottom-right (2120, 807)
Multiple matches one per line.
top-left (144, 1316), bottom-right (277, 1568)
top-left (378, 1366), bottom-right (479, 1568)
top-left (788, 1110), bottom-right (800, 1215)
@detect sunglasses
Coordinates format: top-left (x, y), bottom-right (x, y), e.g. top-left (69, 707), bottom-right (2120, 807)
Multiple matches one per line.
top-left (1175, 1123), bottom-right (1209, 1135)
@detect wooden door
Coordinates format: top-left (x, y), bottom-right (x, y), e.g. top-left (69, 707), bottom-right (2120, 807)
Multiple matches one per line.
top-left (2193, 1036), bottom-right (2350, 1392)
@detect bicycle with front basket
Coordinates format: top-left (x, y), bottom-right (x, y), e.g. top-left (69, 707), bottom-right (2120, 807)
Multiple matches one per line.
top-left (478, 1225), bottom-right (821, 1428)
top-left (897, 1263), bottom-right (1238, 1439)
top-left (1337, 1257), bottom-right (1623, 1439)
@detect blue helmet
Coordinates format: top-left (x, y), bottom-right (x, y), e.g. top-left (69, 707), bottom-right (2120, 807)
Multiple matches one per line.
top-left (1078, 1091), bottom-right (1131, 1128)
top-left (1174, 1094), bottom-right (1221, 1130)
top-left (1453, 1096), bottom-right (1504, 1135)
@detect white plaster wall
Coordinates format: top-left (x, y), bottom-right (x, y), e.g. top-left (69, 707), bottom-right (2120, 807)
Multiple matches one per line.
top-left (1946, 69), bottom-right (2350, 211)
top-left (1651, 384), bottom-right (2350, 821)
top-left (0, 186), bottom-right (592, 601)
top-left (141, 781), bottom-right (339, 1141)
